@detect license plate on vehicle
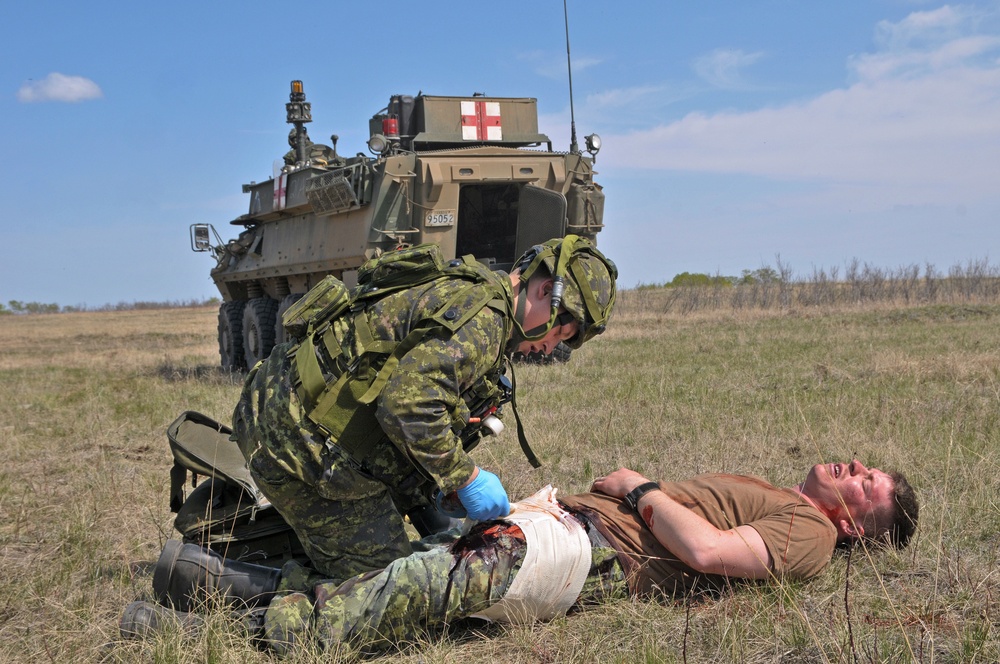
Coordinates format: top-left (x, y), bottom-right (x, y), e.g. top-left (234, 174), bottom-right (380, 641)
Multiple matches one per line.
top-left (425, 210), bottom-right (456, 227)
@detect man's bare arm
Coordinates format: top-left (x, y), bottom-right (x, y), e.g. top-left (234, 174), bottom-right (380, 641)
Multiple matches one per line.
top-left (591, 468), bottom-right (773, 580)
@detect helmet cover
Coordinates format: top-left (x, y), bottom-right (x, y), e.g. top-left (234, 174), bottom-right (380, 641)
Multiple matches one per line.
top-left (515, 235), bottom-right (617, 348)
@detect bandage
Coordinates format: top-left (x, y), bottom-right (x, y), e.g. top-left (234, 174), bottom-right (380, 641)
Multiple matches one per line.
top-left (472, 486), bottom-right (591, 623)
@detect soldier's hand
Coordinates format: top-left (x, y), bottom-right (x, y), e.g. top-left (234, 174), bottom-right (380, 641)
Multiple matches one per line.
top-left (457, 467), bottom-right (510, 521)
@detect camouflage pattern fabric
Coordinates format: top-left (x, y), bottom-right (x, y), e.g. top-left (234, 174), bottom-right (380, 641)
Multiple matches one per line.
top-left (232, 276), bottom-right (511, 583)
top-left (262, 519), bottom-right (628, 653)
top-left (514, 235), bottom-right (618, 349)
top-left (538, 238), bottom-right (617, 342)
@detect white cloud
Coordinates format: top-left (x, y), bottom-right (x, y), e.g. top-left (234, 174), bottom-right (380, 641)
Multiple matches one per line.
top-left (584, 85), bottom-right (668, 110)
top-left (874, 5), bottom-right (967, 49)
top-left (852, 5), bottom-right (1000, 80)
top-left (519, 49), bottom-right (603, 80)
top-left (17, 73), bottom-right (103, 103)
top-left (693, 48), bottom-right (764, 89)
top-left (600, 5), bottom-right (1000, 207)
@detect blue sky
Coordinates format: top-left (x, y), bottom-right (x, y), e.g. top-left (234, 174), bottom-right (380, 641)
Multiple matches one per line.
top-left (3, 1), bottom-right (999, 306)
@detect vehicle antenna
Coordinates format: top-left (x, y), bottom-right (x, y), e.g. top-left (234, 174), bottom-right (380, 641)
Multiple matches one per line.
top-left (563, 0), bottom-right (580, 154)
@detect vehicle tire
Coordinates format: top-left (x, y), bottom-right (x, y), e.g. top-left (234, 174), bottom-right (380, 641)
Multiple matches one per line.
top-left (549, 341), bottom-right (572, 363)
top-left (218, 300), bottom-right (247, 371)
top-left (242, 297), bottom-right (280, 368)
top-left (273, 293), bottom-right (303, 347)
top-left (512, 341), bottom-right (572, 365)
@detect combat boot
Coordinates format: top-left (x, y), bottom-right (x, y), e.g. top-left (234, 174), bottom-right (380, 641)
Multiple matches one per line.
top-left (153, 539), bottom-right (282, 612)
top-left (119, 600), bottom-right (267, 643)
top-left (120, 600), bottom-right (203, 640)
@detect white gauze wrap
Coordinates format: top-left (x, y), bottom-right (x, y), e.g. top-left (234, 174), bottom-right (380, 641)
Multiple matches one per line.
top-left (471, 485), bottom-right (591, 623)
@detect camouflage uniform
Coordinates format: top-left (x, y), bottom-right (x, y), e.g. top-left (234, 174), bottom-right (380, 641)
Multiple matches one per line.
top-left (263, 517), bottom-right (628, 653)
top-left (232, 275), bottom-right (513, 583)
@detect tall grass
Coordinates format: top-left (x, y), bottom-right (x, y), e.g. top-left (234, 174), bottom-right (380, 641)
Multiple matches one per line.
top-left (1, 274), bottom-right (998, 662)
top-left (628, 259), bottom-right (1000, 315)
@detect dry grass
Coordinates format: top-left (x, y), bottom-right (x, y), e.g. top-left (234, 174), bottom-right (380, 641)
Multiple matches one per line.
top-left (1, 296), bottom-right (999, 662)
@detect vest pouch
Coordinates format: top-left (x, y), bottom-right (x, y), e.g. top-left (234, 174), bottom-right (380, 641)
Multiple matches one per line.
top-left (356, 244), bottom-right (447, 293)
top-left (282, 275), bottom-right (351, 340)
top-left (300, 361), bottom-right (387, 463)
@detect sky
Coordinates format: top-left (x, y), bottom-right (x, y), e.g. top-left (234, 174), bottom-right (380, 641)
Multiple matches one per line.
top-left (3, 0), bottom-right (999, 306)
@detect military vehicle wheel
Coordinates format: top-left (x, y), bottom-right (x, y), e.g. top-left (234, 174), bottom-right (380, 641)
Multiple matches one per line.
top-left (549, 341), bottom-right (572, 363)
top-left (273, 294), bottom-right (302, 347)
top-left (242, 297), bottom-right (279, 368)
top-left (513, 341), bottom-right (572, 364)
top-left (218, 301), bottom-right (247, 371)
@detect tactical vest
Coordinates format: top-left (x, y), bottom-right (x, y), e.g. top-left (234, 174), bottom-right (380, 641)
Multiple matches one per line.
top-left (282, 244), bottom-right (537, 467)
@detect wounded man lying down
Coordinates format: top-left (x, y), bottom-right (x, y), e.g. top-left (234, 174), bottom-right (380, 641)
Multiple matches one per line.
top-left (122, 461), bottom-right (918, 653)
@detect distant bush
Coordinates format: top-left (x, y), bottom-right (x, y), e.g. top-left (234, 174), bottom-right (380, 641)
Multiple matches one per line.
top-left (634, 281), bottom-right (669, 290)
top-left (7, 300), bottom-right (61, 314)
top-left (657, 266), bottom-right (784, 289)
top-left (738, 266), bottom-right (782, 285)
top-left (668, 272), bottom-right (735, 288)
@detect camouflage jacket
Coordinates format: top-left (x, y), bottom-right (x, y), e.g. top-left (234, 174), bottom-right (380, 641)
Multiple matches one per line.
top-left (282, 271), bottom-right (515, 495)
top-left (367, 274), bottom-right (512, 492)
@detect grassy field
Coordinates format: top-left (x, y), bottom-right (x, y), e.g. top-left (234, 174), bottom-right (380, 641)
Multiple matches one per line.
top-left (0, 294), bottom-right (998, 663)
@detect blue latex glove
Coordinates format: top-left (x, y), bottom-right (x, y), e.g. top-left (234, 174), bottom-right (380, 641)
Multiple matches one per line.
top-left (456, 468), bottom-right (511, 521)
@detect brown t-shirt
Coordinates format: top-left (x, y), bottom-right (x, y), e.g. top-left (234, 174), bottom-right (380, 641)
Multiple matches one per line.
top-left (560, 474), bottom-right (837, 597)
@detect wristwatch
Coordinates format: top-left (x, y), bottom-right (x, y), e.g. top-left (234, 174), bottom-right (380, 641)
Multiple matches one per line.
top-left (624, 481), bottom-right (661, 511)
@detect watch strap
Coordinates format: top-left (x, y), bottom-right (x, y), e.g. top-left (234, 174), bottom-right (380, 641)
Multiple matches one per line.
top-left (624, 481), bottom-right (661, 511)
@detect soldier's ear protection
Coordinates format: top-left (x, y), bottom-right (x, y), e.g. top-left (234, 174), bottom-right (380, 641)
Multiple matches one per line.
top-left (512, 241), bottom-right (561, 342)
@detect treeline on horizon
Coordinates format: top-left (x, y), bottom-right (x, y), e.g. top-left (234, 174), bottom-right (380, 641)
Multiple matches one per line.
top-left (4, 257), bottom-right (999, 315)
top-left (0, 297), bottom-right (221, 315)
top-left (625, 257), bottom-right (1000, 313)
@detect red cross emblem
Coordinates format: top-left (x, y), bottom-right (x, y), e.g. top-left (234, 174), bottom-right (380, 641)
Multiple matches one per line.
top-left (461, 100), bottom-right (502, 141)
top-left (273, 173), bottom-right (287, 210)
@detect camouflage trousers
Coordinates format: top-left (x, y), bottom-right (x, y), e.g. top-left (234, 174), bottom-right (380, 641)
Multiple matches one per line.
top-left (233, 350), bottom-right (429, 584)
top-left (263, 519), bottom-right (628, 653)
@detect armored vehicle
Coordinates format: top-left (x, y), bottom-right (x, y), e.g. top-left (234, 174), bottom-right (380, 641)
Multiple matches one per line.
top-left (192, 80), bottom-right (605, 370)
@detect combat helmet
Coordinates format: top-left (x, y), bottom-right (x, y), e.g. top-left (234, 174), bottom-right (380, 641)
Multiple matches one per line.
top-left (513, 235), bottom-right (618, 349)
